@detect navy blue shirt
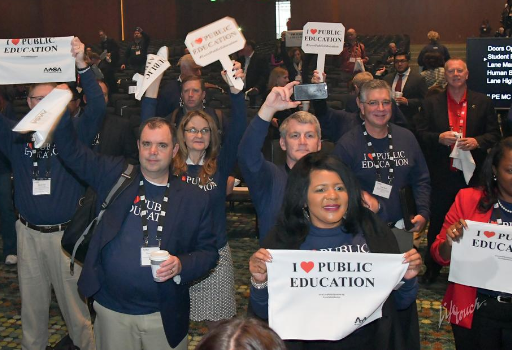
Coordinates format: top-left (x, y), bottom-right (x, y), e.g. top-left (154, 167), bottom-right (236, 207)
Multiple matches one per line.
top-left (95, 179), bottom-right (166, 314)
top-left (334, 123), bottom-right (430, 224)
top-left (0, 69), bottom-right (105, 224)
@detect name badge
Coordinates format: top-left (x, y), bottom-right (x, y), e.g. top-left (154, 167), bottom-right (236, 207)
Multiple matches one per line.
top-left (373, 181), bottom-right (392, 199)
top-left (349, 57), bottom-right (356, 63)
top-left (141, 246), bottom-right (160, 266)
top-left (135, 50), bottom-right (141, 55)
top-left (33, 179), bottom-right (51, 195)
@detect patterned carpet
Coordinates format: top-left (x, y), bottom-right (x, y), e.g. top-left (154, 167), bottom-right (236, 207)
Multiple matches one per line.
top-left (0, 203), bottom-right (456, 349)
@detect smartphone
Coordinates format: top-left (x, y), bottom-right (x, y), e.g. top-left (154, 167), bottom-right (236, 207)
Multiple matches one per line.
top-left (293, 83), bottom-right (328, 101)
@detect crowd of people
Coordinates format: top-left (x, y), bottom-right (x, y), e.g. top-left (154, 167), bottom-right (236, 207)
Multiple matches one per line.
top-left (0, 23), bottom-right (511, 350)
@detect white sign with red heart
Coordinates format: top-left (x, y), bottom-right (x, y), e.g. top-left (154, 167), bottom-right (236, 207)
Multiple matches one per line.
top-left (301, 22), bottom-right (345, 82)
top-left (185, 17), bottom-right (245, 91)
top-left (0, 36), bottom-right (76, 84)
top-left (266, 249), bottom-right (407, 341)
top-left (449, 220), bottom-right (512, 294)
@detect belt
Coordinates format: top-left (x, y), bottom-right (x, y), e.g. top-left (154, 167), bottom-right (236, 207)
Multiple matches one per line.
top-left (478, 293), bottom-right (512, 304)
top-left (18, 216), bottom-right (69, 233)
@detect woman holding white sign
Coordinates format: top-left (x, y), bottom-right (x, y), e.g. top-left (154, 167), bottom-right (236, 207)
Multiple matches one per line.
top-left (249, 152), bottom-right (422, 349)
top-left (141, 62), bottom-right (246, 327)
top-left (432, 137), bottom-right (512, 350)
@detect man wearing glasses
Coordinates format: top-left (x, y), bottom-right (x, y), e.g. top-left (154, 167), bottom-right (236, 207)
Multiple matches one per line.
top-left (1, 37), bottom-right (104, 350)
top-left (383, 51), bottom-right (427, 130)
top-left (332, 79), bottom-right (430, 349)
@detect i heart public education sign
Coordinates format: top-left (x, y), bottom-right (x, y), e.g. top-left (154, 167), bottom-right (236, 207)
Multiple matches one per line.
top-left (185, 17), bottom-right (245, 91)
top-left (0, 36), bottom-right (75, 84)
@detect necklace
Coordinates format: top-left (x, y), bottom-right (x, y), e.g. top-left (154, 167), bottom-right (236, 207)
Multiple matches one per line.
top-left (498, 199), bottom-right (512, 213)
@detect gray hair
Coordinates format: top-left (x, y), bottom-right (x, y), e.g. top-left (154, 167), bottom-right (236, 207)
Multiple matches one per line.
top-left (279, 111), bottom-right (321, 139)
top-left (359, 79), bottom-right (391, 102)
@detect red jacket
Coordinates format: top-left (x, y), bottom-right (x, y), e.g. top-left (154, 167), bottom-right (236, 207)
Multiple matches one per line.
top-left (431, 187), bottom-right (492, 328)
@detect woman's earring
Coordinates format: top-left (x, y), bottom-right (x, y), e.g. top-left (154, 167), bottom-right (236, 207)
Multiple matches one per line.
top-left (493, 173), bottom-right (497, 181)
top-left (202, 98), bottom-right (206, 109)
top-left (302, 207), bottom-right (310, 221)
top-left (179, 97), bottom-right (184, 107)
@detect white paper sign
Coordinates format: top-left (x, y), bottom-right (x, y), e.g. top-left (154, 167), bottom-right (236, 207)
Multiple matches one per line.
top-left (0, 36), bottom-right (75, 84)
top-left (267, 250), bottom-right (407, 341)
top-left (185, 17), bottom-right (245, 91)
top-left (449, 220), bottom-right (512, 294)
top-left (285, 30), bottom-right (303, 47)
top-left (133, 46), bottom-right (171, 100)
top-left (302, 22), bottom-right (345, 82)
top-left (13, 89), bottom-right (72, 148)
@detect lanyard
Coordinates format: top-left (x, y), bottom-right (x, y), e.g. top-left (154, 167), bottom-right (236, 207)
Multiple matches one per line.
top-left (361, 122), bottom-right (394, 185)
top-left (138, 178), bottom-right (171, 247)
top-left (30, 137), bottom-right (52, 179)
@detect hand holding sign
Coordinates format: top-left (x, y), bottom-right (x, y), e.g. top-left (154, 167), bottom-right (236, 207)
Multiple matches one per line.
top-left (185, 17), bottom-right (245, 91)
top-left (70, 37), bottom-right (86, 69)
top-left (221, 61), bottom-right (245, 94)
top-left (132, 46), bottom-right (170, 100)
top-left (13, 88), bottom-right (72, 147)
top-left (302, 22), bottom-right (345, 82)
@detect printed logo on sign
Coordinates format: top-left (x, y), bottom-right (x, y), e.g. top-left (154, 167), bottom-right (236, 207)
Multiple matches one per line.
top-left (354, 316), bottom-right (367, 325)
top-left (43, 67), bottom-right (62, 73)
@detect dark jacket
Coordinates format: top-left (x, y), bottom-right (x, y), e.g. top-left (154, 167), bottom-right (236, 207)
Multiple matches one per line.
top-left (53, 113), bottom-right (218, 348)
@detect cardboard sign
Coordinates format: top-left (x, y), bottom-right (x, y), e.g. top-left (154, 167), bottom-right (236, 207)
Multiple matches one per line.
top-left (267, 250), bottom-right (407, 341)
top-left (285, 30), bottom-right (303, 47)
top-left (13, 89), bottom-right (72, 148)
top-left (449, 220), bottom-right (512, 294)
top-left (302, 22), bottom-right (345, 82)
top-left (185, 17), bottom-right (245, 91)
top-left (0, 36), bottom-right (75, 84)
top-left (132, 46), bottom-right (171, 100)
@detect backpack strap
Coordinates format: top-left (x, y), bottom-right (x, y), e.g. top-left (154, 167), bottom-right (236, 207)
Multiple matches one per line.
top-left (69, 163), bottom-right (136, 275)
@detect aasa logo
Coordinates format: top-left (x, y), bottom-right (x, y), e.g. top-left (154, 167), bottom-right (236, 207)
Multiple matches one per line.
top-left (43, 67), bottom-right (62, 73)
top-left (354, 316), bottom-right (367, 325)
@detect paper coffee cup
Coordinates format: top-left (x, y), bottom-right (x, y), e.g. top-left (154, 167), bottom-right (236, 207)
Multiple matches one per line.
top-left (394, 91), bottom-right (403, 99)
top-left (150, 250), bottom-right (170, 282)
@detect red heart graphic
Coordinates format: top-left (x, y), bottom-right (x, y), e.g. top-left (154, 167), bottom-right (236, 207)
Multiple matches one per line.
top-left (195, 38), bottom-right (202, 44)
top-left (181, 175), bottom-right (186, 181)
top-left (310, 29), bottom-right (317, 35)
top-left (368, 153), bottom-right (373, 160)
top-left (134, 195), bottom-right (140, 204)
top-left (12, 39), bottom-right (20, 45)
top-left (28, 143), bottom-right (33, 150)
top-left (484, 231), bottom-right (495, 238)
top-left (300, 261), bottom-right (314, 273)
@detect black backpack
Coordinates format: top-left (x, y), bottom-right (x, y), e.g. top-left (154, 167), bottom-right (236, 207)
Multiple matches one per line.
top-left (61, 163), bottom-right (136, 275)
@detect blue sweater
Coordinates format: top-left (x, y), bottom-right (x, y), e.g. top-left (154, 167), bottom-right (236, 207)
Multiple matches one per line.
top-left (0, 69), bottom-right (105, 224)
top-left (142, 92), bottom-right (247, 248)
top-left (333, 123), bottom-right (431, 224)
top-left (238, 116), bottom-right (288, 244)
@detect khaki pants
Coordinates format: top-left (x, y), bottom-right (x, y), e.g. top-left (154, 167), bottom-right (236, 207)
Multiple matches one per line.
top-left (16, 220), bottom-right (95, 350)
top-left (93, 301), bottom-right (187, 350)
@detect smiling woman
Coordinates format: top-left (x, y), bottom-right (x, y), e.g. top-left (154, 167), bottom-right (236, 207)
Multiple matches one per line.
top-left (249, 152), bottom-right (423, 349)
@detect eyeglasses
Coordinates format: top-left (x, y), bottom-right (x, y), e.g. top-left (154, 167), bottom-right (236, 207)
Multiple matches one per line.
top-left (184, 127), bottom-right (211, 135)
top-left (361, 100), bottom-right (392, 108)
top-left (28, 96), bottom-right (46, 102)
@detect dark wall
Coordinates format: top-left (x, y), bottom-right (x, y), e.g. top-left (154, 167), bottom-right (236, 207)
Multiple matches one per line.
top-left (0, 0), bottom-right (505, 45)
top-left (290, 0), bottom-right (505, 44)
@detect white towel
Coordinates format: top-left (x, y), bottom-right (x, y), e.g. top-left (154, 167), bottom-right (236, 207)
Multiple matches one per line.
top-left (450, 140), bottom-right (476, 184)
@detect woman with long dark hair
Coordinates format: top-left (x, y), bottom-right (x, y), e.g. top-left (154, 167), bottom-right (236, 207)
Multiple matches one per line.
top-left (431, 137), bottom-right (512, 350)
top-left (249, 152), bottom-right (422, 349)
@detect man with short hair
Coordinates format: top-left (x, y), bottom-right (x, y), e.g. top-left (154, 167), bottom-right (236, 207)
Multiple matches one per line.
top-left (339, 28), bottom-right (368, 81)
top-left (0, 37), bottom-right (103, 350)
top-left (98, 29), bottom-right (119, 94)
top-left (156, 54), bottom-right (202, 117)
top-left (383, 51), bottom-right (427, 128)
top-left (414, 58), bottom-right (500, 285)
top-left (238, 40), bottom-right (269, 96)
top-left (52, 112), bottom-right (218, 350)
top-left (120, 27), bottom-right (150, 73)
top-left (238, 81), bottom-right (321, 243)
